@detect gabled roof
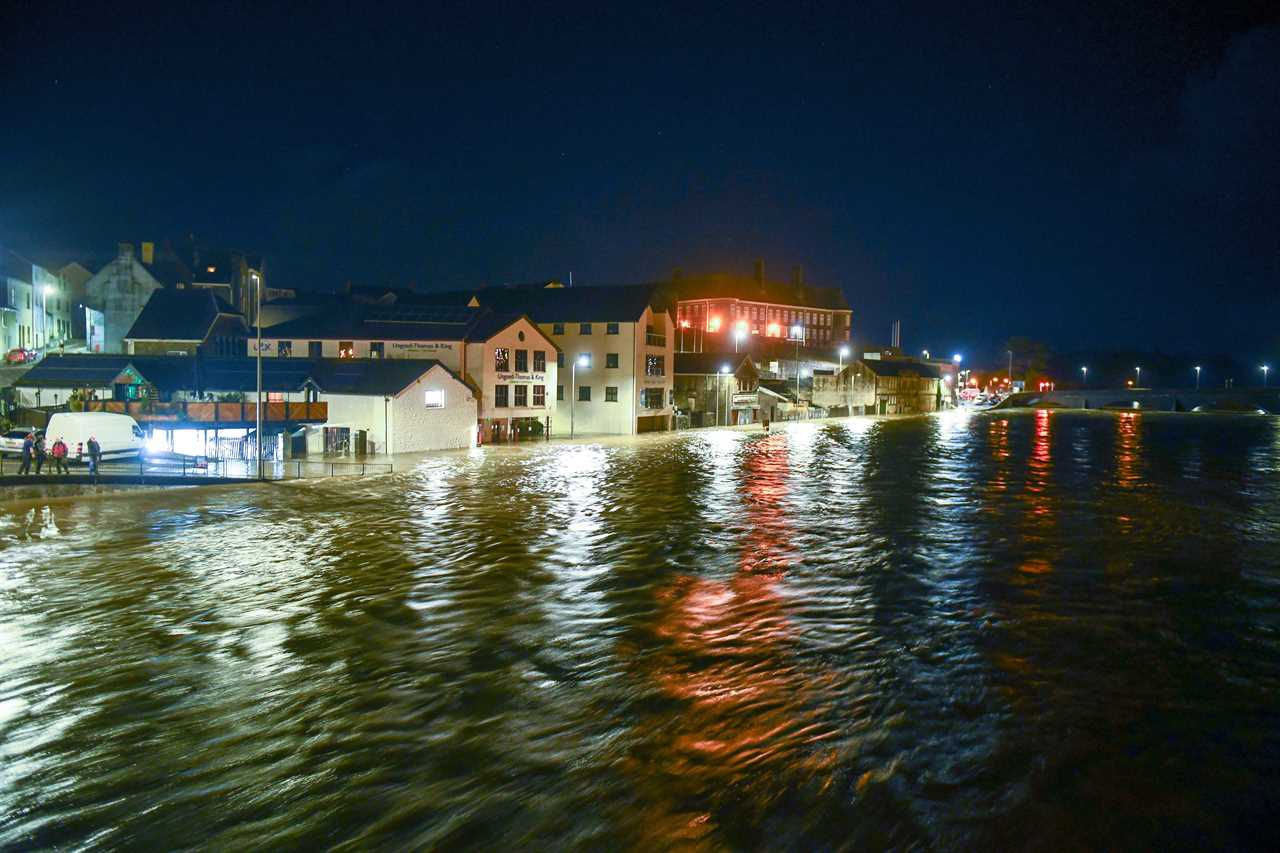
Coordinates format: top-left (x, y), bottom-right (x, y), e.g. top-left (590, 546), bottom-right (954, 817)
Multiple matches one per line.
top-left (758, 379), bottom-right (801, 403)
top-left (308, 359), bottom-right (468, 397)
top-left (666, 274), bottom-right (850, 311)
top-left (860, 358), bottom-right (941, 379)
top-left (261, 304), bottom-right (480, 342)
top-left (674, 352), bottom-right (756, 376)
top-left (1, 250), bottom-right (33, 283)
top-left (125, 288), bottom-right (243, 342)
top-left (470, 282), bottom-right (670, 324)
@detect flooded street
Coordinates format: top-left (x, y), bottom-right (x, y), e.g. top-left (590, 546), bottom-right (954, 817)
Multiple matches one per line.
top-left (3, 411), bottom-right (1280, 849)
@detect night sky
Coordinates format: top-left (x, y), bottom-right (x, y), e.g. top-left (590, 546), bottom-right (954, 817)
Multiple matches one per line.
top-left (3, 1), bottom-right (1278, 364)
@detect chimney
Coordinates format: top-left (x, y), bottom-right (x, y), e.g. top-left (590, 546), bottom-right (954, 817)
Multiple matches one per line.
top-left (753, 259), bottom-right (765, 287)
top-left (141, 242), bottom-right (154, 265)
top-left (117, 242), bottom-right (135, 260)
top-left (792, 265), bottom-right (805, 288)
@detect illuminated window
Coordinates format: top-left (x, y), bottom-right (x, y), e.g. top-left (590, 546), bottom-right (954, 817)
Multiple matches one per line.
top-left (707, 316), bottom-right (722, 332)
top-left (533, 385), bottom-right (545, 407)
top-left (277, 340), bottom-right (292, 357)
top-left (515, 349), bottom-right (528, 371)
top-left (605, 386), bottom-right (619, 402)
top-left (424, 389), bottom-right (445, 408)
top-left (370, 342), bottom-right (384, 358)
top-left (495, 385), bottom-right (509, 407)
top-left (494, 347), bottom-right (510, 371)
top-left (643, 388), bottom-right (664, 409)
top-left (533, 350), bottom-right (546, 371)
top-left (338, 341), bottom-right (354, 359)
top-left (606, 353), bottom-right (619, 368)
top-left (206, 265), bottom-right (216, 273)
top-left (514, 385), bottom-right (528, 407)
top-left (267, 392), bottom-right (284, 402)
top-left (645, 355), bottom-right (665, 376)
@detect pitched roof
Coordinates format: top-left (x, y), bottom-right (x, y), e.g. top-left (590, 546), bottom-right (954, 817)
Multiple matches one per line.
top-left (261, 303), bottom-right (480, 342)
top-left (125, 288), bottom-right (243, 341)
top-left (758, 379), bottom-right (800, 402)
top-left (860, 358), bottom-right (941, 378)
top-left (308, 359), bottom-right (467, 396)
top-left (674, 352), bottom-right (755, 376)
top-left (470, 282), bottom-right (670, 323)
top-left (666, 274), bottom-right (849, 311)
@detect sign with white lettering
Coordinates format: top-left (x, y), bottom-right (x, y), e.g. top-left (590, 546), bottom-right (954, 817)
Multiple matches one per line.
top-left (389, 341), bottom-right (456, 355)
top-left (732, 393), bottom-right (757, 407)
top-left (496, 373), bottom-right (546, 383)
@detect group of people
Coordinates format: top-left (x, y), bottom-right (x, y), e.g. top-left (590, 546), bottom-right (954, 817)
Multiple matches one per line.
top-left (17, 432), bottom-right (101, 478)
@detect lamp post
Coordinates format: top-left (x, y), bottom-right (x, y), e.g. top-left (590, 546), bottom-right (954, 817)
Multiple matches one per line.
top-left (1080, 366), bottom-right (1087, 387)
top-left (719, 364), bottom-right (731, 426)
top-left (1007, 349), bottom-right (1013, 384)
top-left (839, 345), bottom-right (850, 415)
top-left (790, 324), bottom-right (802, 388)
top-left (1263, 365), bottom-right (1270, 388)
top-left (1135, 366), bottom-right (1141, 388)
top-left (733, 327), bottom-right (745, 353)
top-left (679, 320), bottom-right (689, 352)
top-left (41, 284), bottom-right (55, 351)
top-left (1194, 365), bottom-right (1201, 390)
top-left (570, 353), bottom-right (589, 437)
top-left (253, 271), bottom-right (262, 479)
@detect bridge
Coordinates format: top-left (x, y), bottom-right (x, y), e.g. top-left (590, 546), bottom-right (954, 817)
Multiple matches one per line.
top-left (994, 388), bottom-right (1280, 413)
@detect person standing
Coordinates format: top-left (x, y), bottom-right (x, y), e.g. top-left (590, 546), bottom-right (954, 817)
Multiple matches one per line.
top-left (33, 433), bottom-right (47, 475)
top-left (18, 432), bottom-right (34, 475)
top-left (50, 437), bottom-right (68, 475)
top-left (87, 435), bottom-right (101, 482)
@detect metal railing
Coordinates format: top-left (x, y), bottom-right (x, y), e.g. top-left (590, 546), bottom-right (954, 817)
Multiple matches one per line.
top-left (83, 399), bottom-right (328, 424)
top-left (278, 459), bottom-right (395, 479)
top-left (645, 333), bottom-right (667, 348)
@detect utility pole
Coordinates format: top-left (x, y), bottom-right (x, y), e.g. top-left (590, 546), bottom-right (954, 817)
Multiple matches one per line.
top-left (255, 270), bottom-right (263, 479)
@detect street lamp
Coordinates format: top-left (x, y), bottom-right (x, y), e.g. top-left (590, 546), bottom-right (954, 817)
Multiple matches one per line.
top-left (838, 345), bottom-right (850, 415)
top-left (1263, 365), bottom-right (1270, 387)
top-left (1194, 365), bottom-right (1201, 390)
top-left (570, 353), bottom-right (589, 437)
top-left (252, 271), bottom-right (262, 479)
top-left (952, 353), bottom-right (961, 364)
top-left (1080, 366), bottom-right (1087, 386)
top-left (678, 319), bottom-right (690, 352)
top-left (1135, 366), bottom-right (1141, 388)
top-left (719, 363), bottom-right (732, 426)
top-left (41, 283), bottom-right (56, 350)
top-left (733, 326), bottom-right (746, 353)
top-left (922, 349), bottom-right (930, 360)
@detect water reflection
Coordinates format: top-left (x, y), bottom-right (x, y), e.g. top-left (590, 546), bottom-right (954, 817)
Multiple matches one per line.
top-left (2, 414), bottom-right (1280, 849)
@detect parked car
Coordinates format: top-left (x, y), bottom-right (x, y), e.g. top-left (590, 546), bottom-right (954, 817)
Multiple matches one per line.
top-left (0, 427), bottom-right (42, 457)
top-left (44, 412), bottom-right (144, 463)
top-left (4, 348), bottom-right (38, 364)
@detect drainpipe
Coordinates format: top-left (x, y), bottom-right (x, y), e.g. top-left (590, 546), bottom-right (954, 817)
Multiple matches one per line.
top-left (383, 396), bottom-right (389, 456)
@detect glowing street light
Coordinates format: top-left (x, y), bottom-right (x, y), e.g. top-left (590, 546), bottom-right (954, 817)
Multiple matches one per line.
top-left (838, 345), bottom-right (851, 415)
top-left (952, 353), bottom-right (962, 364)
top-left (719, 363), bottom-right (732, 426)
top-left (1135, 366), bottom-right (1142, 388)
top-left (678, 319), bottom-right (690, 352)
top-left (1080, 365), bottom-right (1087, 387)
top-left (1194, 365), bottom-right (1201, 390)
top-left (733, 326), bottom-right (746, 353)
top-left (570, 353), bottom-right (590, 437)
top-left (1263, 365), bottom-right (1271, 387)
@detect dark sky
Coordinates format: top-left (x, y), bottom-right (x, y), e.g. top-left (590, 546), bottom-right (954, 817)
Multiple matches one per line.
top-left (3, 0), bottom-right (1278, 364)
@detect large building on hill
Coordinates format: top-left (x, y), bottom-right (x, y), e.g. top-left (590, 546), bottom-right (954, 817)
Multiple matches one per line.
top-left (666, 265), bottom-right (852, 352)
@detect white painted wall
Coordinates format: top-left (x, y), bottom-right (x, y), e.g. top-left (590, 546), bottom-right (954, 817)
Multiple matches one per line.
top-left (467, 318), bottom-right (559, 425)
top-left (545, 308), bottom-right (674, 435)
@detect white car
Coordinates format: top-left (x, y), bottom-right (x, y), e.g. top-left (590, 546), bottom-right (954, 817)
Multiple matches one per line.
top-left (0, 427), bottom-right (42, 457)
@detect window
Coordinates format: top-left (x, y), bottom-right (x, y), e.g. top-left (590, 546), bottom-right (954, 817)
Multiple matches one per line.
top-left (515, 349), bottom-right (528, 372)
top-left (643, 388), bottom-right (664, 409)
top-left (533, 350), bottom-right (546, 372)
top-left (514, 385), bottom-right (528, 407)
top-left (606, 353), bottom-right (619, 369)
top-left (309, 341), bottom-right (322, 358)
top-left (646, 355), bottom-right (665, 376)
top-left (553, 322), bottom-right (565, 335)
top-left (557, 385), bottom-right (564, 401)
top-left (370, 341), bottom-right (385, 359)
top-left (495, 385), bottom-right (509, 407)
top-left (578, 385), bottom-right (591, 402)
top-left (338, 341), bottom-right (355, 359)
top-left (267, 392), bottom-right (284, 403)
top-left (557, 352), bottom-right (564, 368)
top-left (605, 386), bottom-right (619, 402)
top-left (606, 322), bottom-right (619, 335)
top-left (277, 340), bottom-right (292, 357)
top-left (424, 389), bottom-right (445, 408)
top-left (533, 385), bottom-right (545, 407)
top-left (579, 323), bottom-right (592, 335)
top-left (494, 347), bottom-right (510, 371)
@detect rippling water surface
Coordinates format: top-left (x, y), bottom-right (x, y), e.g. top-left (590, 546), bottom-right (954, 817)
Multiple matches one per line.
top-left (3, 411), bottom-right (1280, 850)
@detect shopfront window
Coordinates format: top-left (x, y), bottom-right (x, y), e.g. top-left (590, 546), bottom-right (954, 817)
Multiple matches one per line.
top-left (338, 341), bottom-right (355, 359)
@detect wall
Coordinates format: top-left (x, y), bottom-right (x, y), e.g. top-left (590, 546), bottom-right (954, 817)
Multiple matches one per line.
top-left (83, 248), bottom-right (164, 353)
top-left (469, 318), bottom-right (559, 427)
top-left (253, 336), bottom-right (464, 369)
top-left (2, 276), bottom-right (33, 350)
top-left (544, 308), bottom-right (673, 435)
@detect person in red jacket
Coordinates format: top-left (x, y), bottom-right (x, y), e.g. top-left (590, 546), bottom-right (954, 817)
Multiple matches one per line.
top-left (50, 436), bottom-right (69, 475)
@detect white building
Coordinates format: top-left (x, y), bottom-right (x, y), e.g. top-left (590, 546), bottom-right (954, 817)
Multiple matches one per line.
top-left (255, 306), bottom-right (561, 443)
top-left (470, 283), bottom-right (675, 434)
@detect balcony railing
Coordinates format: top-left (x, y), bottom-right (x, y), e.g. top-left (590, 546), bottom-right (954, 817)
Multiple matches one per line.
top-left (84, 400), bottom-right (328, 425)
top-left (645, 333), bottom-right (667, 348)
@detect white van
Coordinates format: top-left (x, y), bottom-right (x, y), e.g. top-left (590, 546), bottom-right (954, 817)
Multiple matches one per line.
top-left (45, 412), bottom-right (144, 463)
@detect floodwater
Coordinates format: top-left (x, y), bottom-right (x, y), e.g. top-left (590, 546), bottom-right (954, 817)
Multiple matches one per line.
top-left (2, 411), bottom-right (1280, 850)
